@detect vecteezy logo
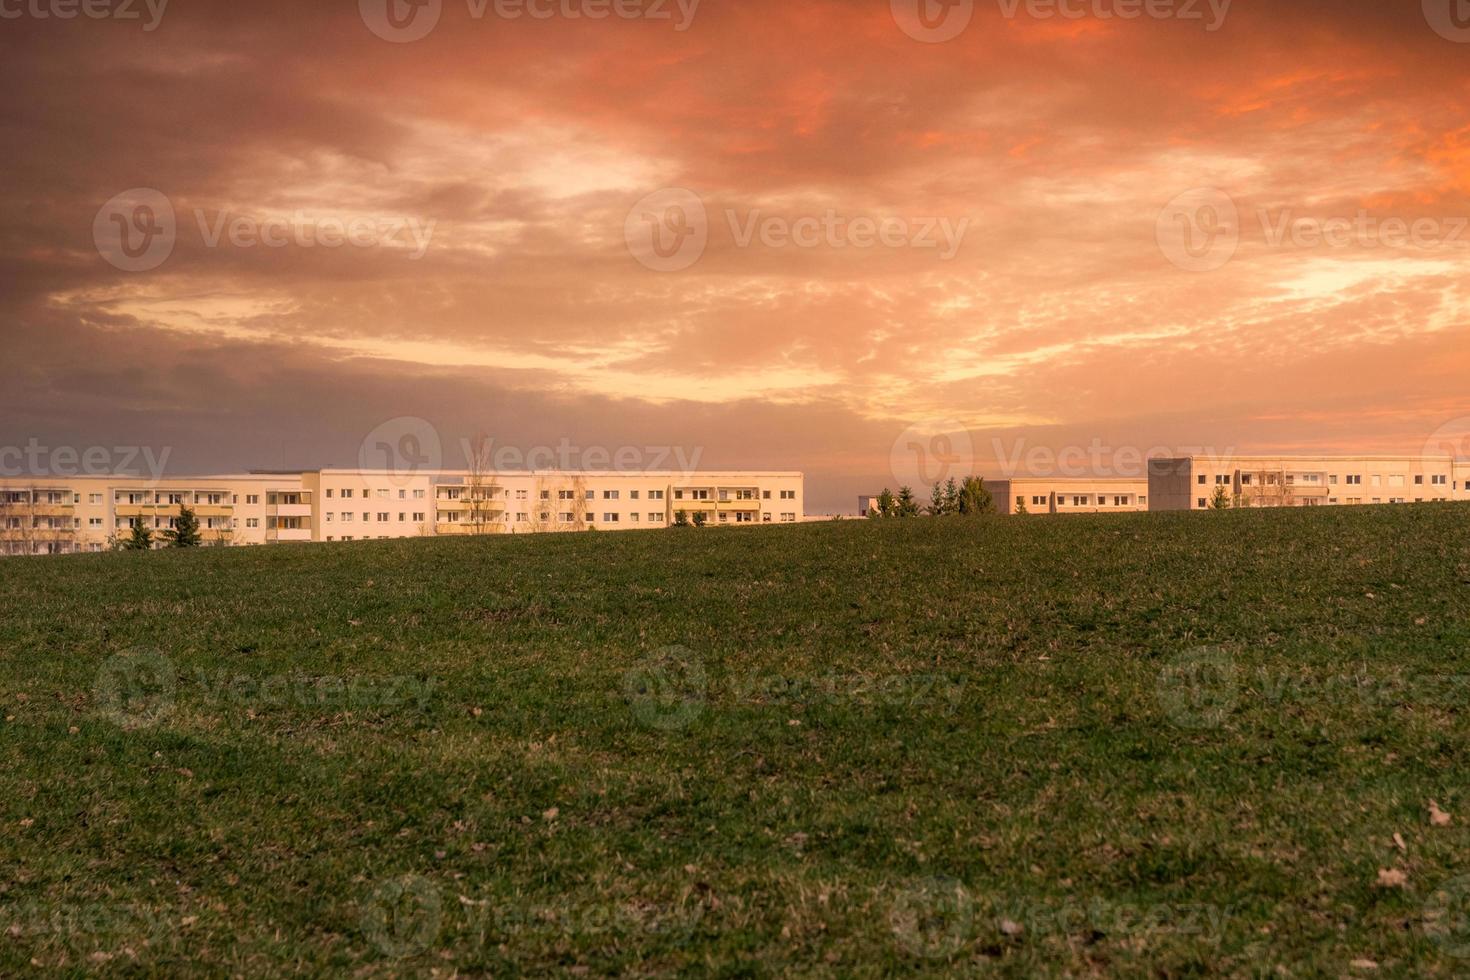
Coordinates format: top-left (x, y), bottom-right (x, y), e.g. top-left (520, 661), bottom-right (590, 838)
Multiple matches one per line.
top-left (93, 189), bottom-right (176, 273)
top-left (623, 645), bottom-right (708, 730)
top-left (891, 0), bottom-right (974, 43)
top-left (93, 649), bottom-right (177, 730)
top-left (359, 417), bottom-right (443, 487)
top-left (1156, 187), bottom-right (1240, 272)
top-left (889, 877), bottom-right (974, 959)
top-left (624, 188), bottom-right (708, 272)
top-left (890, 419), bottom-right (974, 490)
top-left (1156, 646), bottom-right (1239, 730)
top-left (1424, 0), bottom-right (1470, 42)
top-left (1423, 417), bottom-right (1470, 465)
top-left (361, 875), bottom-right (443, 958)
top-left (360, 0), bottom-right (442, 43)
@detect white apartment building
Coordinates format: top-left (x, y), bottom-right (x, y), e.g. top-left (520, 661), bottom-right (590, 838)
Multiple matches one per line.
top-left (0, 469), bottom-right (805, 555)
top-left (1148, 455), bottom-right (1470, 510)
top-left (992, 478), bottom-right (1149, 515)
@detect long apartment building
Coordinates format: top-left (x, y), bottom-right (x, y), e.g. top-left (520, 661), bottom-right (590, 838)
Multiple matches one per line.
top-left (0, 469), bottom-right (805, 556)
top-left (862, 454), bottom-right (1470, 517)
top-left (1148, 455), bottom-right (1470, 510)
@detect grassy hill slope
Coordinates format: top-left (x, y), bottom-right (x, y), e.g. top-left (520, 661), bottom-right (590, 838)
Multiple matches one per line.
top-left (1, 505), bottom-right (1469, 975)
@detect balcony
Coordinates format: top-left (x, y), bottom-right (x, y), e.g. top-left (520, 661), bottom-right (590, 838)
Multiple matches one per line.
top-left (434, 499), bottom-right (507, 513)
top-left (267, 528), bottom-right (313, 543)
top-left (270, 503), bottom-right (313, 518)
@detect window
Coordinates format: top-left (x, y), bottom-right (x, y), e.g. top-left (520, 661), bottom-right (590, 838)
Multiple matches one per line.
top-left (1415, 475), bottom-right (1425, 485)
top-left (762, 513), bottom-right (772, 523)
top-left (246, 518), bottom-right (260, 528)
top-left (89, 493), bottom-right (103, 504)
top-left (515, 512), bottom-right (528, 523)
top-left (1346, 475), bottom-right (1362, 485)
top-left (650, 513), bottom-right (665, 523)
top-left (1032, 496), bottom-right (1047, 506)
top-left (1198, 498), bottom-right (1207, 508)
top-left (1198, 475), bottom-right (1208, 485)
top-left (630, 490), bottom-right (640, 500)
top-left (343, 489), bottom-right (354, 498)
top-left (1432, 475), bottom-right (1448, 486)
top-left (559, 512), bottom-right (575, 523)
top-left (1073, 496), bottom-right (1088, 507)
top-left (763, 490), bottom-right (772, 499)
top-left (540, 490), bottom-right (551, 500)
top-left (413, 513), bottom-right (425, 522)
top-left (326, 514), bottom-right (334, 523)
top-left (89, 517), bottom-right (103, 528)
top-left (781, 513), bottom-right (796, 523)
top-left (780, 490), bottom-right (796, 500)
top-left (247, 494), bottom-right (259, 505)
top-left (398, 513), bottom-right (406, 522)
top-left (1215, 475), bottom-right (1230, 485)
top-left (604, 490), bottom-right (619, 500)
top-left (1241, 475), bottom-right (1252, 486)
top-left (414, 489), bottom-right (425, 499)
top-left (376, 513), bottom-right (388, 522)
top-left (362, 513), bottom-right (370, 522)
top-left (585, 490), bottom-right (596, 500)
top-left (630, 513), bottom-right (640, 522)
top-left (516, 490), bottom-right (529, 500)
top-left (602, 513), bottom-right (620, 523)
top-left (326, 489), bottom-right (334, 498)
top-left (398, 490), bottom-right (406, 499)
top-left (1115, 496), bottom-right (1130, 506)
top-left (649, 490), bottom-right (664, 500)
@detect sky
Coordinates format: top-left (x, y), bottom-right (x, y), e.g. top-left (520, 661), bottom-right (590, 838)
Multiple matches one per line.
top-left (2, 0), bottom-right (1469, 513)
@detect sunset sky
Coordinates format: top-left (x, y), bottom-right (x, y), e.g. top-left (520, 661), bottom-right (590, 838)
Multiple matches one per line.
top-left (3, 0), bottom-right (1469, 511)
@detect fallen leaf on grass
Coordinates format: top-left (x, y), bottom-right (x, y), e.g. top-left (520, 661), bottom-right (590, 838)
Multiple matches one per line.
top-left (1430, 801), bottom-right (1452, 827)
top-left (1377, 868), bottom-right (1407, 888)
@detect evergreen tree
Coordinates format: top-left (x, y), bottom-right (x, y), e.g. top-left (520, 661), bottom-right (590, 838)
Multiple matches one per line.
top-left (927, 483), bottom-right (945, 516)
top-left (874, 488), bottom-right (896, 519)
top-left (896, 486), bottom-right (920, 518)
top-left (942, 477), bottom-right (960, 515)
top-left (164, 506), bottom-right (202, 547)
top-left (691, 511), bottom-right (708, 528)
top-left (1015, 497), bottom-right (1029, 516)
top-left (958, 476), bottom-right (994, 516)
top-left (1210, 484), bottom-right (1232, 510)
top-left (124, 518), bottom-right (153, 551)
top-left (673, 510), bottom-right (689, 527)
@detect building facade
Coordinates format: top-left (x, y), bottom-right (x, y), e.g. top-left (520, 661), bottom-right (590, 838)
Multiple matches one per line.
top-left (992, 478), bottom-right (1149, 515)
top-left (1148, 455), bottom-right (1470, 510)
top-left (0, 470), bottom-right (805, 555)
top-left (860, 479), bottom-right (1149, 516)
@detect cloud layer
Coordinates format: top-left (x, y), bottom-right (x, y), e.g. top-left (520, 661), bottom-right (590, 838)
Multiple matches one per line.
top-left (2, 0), bottom-right (1468, 511)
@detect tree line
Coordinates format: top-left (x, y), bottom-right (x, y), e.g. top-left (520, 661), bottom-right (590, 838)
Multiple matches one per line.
top-left (868, 477), bottom-right (995, 519)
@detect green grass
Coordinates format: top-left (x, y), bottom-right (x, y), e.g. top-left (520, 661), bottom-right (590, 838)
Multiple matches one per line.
top-left (2, 505), bottom-right (1470, 976)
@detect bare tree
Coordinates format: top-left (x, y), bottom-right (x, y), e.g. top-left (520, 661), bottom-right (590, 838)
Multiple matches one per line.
top-left (463, 432), bottom-right (505, 536)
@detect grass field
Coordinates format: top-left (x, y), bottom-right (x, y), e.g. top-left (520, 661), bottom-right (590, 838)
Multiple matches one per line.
top-left (2, 504), bottom-right (1470, 975)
